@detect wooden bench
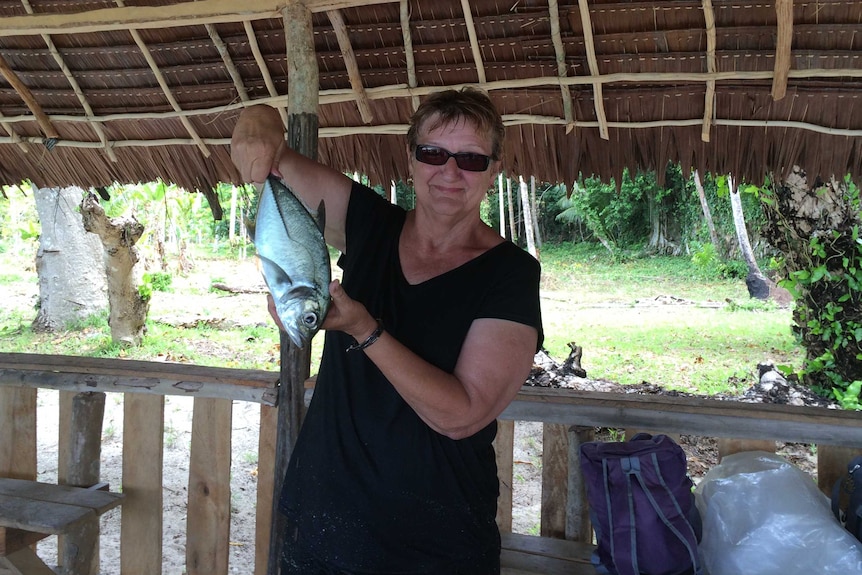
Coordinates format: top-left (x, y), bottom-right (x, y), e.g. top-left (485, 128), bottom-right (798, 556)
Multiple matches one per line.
top-left (0, 478), bottom-right (124, 575)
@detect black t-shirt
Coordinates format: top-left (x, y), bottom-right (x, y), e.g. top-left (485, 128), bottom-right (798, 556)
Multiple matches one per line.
top-left (279, 182), bottom-right (543, 574)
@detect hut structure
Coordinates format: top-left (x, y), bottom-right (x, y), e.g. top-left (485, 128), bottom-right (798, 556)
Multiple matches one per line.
top-left (1, 1), bottom-right (862, 574)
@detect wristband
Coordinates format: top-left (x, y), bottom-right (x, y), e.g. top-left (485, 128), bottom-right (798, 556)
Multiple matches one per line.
top-left (346, 319), bottom-right (384, 352)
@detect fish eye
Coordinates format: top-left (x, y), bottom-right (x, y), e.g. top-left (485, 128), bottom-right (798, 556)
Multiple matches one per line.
top-left (302, 312), bottom-right (318, 327)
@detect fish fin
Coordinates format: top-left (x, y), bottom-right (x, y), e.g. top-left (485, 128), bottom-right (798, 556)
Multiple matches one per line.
top-left (316, 200), bottom-right (326, 235)
top-left (259, 254), bottom-right (293, 286)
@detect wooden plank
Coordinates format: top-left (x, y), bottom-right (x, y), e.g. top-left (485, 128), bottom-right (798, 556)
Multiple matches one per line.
top-left (121, 394), bottom-right (164, 575)
top-left (0, 387), bottom-right (36, 480)
top-left (255, 405), bottom-right (277, 575)
top-left (541, 424), bottom-right (567, 539)
top-left (0, 353), bottom-right (278, 405)
top-left (501, 532), bottom-right (593, 575)
top-left (494, 419), bottom-right (515, 532)
top-left (187, 398), bottom-right (232, 575)
top-left (0, 493), bottom-right (94, 534)
top-left (502, 387), bottom-right (862, 447)
top-left (0, 479), bottom-right (122, 515)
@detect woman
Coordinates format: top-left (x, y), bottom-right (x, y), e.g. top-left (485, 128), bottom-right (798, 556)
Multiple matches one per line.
top-left (231, 87), bottom-right (542, 574)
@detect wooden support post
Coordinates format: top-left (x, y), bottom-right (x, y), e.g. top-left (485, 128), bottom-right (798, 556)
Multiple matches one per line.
top-left (566, 426), bottom-right (594, 543)
top-left (716, 438), bottom-right (775, 462)
top-left (817, 445), bottom-right (862, 497)
top-left (268, 2), bottom-right (319, 574)
top-left (494, 419), bottom-right (515, 532)
top-left (541, 423), bottom-right (568, 539)
top-left (58, 392), bottom-right (106, 575)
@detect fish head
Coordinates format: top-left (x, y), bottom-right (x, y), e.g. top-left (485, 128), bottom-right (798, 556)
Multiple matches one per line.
top-left (268, 279), bottom-right (330, 348)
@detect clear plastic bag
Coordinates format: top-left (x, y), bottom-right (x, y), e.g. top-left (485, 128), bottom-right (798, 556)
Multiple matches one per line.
top-left (695, 451), bottom-right (862, 575)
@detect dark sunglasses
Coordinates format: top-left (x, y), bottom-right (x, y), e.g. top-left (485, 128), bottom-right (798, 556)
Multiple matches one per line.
top-left (414, 145), bottom-right (493, 172)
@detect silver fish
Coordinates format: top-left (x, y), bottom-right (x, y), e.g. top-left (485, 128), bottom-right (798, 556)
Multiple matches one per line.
top-left (254, 175), bottom-right (331, 348)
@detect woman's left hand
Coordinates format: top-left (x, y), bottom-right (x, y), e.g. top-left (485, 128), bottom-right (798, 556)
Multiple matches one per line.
top-left (322, 280), bottom-right (378, 343)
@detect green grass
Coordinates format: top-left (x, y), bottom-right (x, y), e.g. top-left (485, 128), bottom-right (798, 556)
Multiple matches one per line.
top-left (0, 240), bottom-right (805, 396)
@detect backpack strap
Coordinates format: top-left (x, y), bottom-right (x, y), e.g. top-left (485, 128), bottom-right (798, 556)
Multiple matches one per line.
top-left (628, 452), bottom-right (702, 575)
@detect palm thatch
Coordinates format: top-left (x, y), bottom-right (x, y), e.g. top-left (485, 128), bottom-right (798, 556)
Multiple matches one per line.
top-left (0, 0), bottom-right (860, 218)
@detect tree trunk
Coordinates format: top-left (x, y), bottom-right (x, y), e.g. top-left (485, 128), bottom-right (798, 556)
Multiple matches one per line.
top-left (32, 186), bottom-right (108, 332)
top-left (693, 170), bottom-right (721, 253)
top-left (530, 175), bottom-right (543, 249)
top-left (761, 166), bottom-right (862, 391)
top-left (498, 173), bottom-right (506, 238)
top-left (506, 176), bottom-right (517, 242)
top-left (728, 174), bottom-right (771, 299)
top-left (647, 191), bottom-right (681, 255)
top-left (519, 176), bottom-right (537, 258)
top-left (80, 192), bottom-right (149, 346)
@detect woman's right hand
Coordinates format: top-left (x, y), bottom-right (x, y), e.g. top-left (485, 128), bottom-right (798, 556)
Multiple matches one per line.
top-left (230, 105), bottom-right (285, 183)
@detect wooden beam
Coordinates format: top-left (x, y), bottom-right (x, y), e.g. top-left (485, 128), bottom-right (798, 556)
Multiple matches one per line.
top-left (0, 353), bottom-right (278, 405)
top-left (327, 9), bottom-right (373, 123)
top-left (19, 0), bottom-right (116, 161)
top-left (460, 0), bottom-right (486, 84)
top-left (0, 0), bottom-right (395, 37)
top-left (243, 20), bottom-right (289, 130)
top-left (399, 0), bottom-right (420, 111)
top-left (113, 0), bottom-right (210, 158)
top-left (772, 0), bottom-right (793, 100)
top-left (577, 0), bottom-right (609, 140)
top-left (0, 53), bottom-right (59, 140)
top-left (502, 387), bottom-right (862, 448)
top-left (701, 0), bottom-right (716, 142)
top-left (206, 24), bottom-right (250, 102)
top-left (549, 0), bottom-right (574, 132)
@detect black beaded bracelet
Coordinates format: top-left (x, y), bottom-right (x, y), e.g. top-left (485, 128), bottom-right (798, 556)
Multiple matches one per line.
top-left (346, 319), bottom-right (384, 352)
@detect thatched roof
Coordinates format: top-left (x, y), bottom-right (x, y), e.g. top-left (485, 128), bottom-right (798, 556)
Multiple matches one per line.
top-left (1, 0), bottom-right (860, 217)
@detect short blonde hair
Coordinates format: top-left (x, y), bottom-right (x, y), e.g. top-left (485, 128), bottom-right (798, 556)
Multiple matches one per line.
top-left (406, 87), bottom-right (505, 160)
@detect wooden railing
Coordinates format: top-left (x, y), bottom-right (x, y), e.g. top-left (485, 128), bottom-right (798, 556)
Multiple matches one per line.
top-left (2, 353), bottom-right (862, 575)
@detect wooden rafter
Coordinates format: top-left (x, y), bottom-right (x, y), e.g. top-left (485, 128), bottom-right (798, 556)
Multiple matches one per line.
top-left (577, 0), bottom-right (609, 140)
top-left (0, 53), bottom-right (59, 141)
top-left (701, 0), bottom-right (716, 142)
top-left (20, 0), bottom-right (116, 160)
top-left (327, 9), bottom-right (373, 123)
top-left (113, 0), bottom-right (209, 158)
top-left (460, 0), bottom-right (486, 84)
top-left (206, 24), bottom-right (249, 102)
top-left (772, 0), bottom-right (793, 100)
top-left (399, 0), bottom-right (420, 111)
top-left (548, 0), bottom-right (574, 132)
top-left (0, 110), bottom-right (28, 153)
top-left (242, 20), bottom-right (289, 130)
top-left (0, 0), bottom-right (395, 37)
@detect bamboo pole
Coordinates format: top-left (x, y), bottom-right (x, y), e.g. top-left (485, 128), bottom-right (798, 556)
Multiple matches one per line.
top-left (243, 20), bottom-right (289, 130)
top-left (548, 0), bottom-right (574, 130)
top-left (460, 0), bottom-right (486, 84)
top-left (772, 0), bottom-right (794, 100)
top-left (701, 0), bottom-right (716, 142)
top-left (399, 0), bottom-right (420, 111)
top-left (327, 9), bottom-right (374, 123)
top-left (577, 0), bottom-right (609, 140)
top-left (0, 53), bottom-right (59, 140)
top-left (206, 24), bottom-right (250, 102)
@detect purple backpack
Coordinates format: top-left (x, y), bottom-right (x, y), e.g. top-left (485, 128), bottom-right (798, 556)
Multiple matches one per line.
top-left (579, 433), bottom-right (702, 575)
